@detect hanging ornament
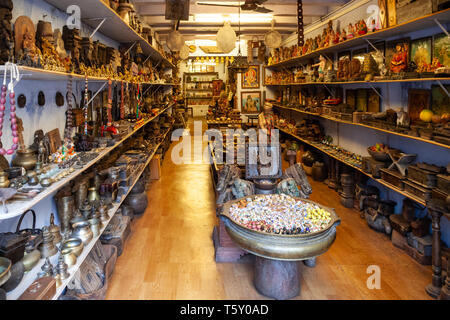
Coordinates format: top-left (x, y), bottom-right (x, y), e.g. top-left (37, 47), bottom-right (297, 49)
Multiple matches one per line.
top-left (83, 76), bottom-right (89, 136)
top-left (180, 44), bottom-right (189, 60)
top-left (265, 19), bottom-right (282, 49)
top-left (65, 75), bottom-right (73, 140)
top-left (216, 21), bottom-right (236, 53)
top-left (0, 63), bottom-right (20, 156)
top-left (120, 81), bottom-right (125, 120)
top-left (167, 30), bottom-right (184, 52)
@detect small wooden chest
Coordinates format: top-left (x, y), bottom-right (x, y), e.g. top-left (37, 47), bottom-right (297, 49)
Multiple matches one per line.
top-left (381, 168), bottom-right (406, 190)
top-left (19, 277), bottom-right (56, 300)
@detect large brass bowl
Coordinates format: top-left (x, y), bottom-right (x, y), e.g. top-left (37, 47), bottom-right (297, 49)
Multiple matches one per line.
top-left (220, 195), bottom-right (341, 261)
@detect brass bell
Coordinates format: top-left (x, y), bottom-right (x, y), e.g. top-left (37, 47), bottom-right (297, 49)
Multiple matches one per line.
top-left (48, 213), bottom-right (62, 245)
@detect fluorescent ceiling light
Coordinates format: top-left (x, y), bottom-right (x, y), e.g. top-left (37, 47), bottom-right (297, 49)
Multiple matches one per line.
top-left (193, 13), bottom-right (273, 24)
top-left (190, 39), bottom-right (245, 46)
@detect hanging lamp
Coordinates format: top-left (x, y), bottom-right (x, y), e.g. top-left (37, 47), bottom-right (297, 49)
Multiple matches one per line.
top-left (228, 5), bottom-right (249, 73)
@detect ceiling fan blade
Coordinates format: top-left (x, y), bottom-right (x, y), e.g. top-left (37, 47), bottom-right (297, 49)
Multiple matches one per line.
top-left (197, 2), bottom-right (240, 8)
top-left (253, 6), bottom-right (273, 13)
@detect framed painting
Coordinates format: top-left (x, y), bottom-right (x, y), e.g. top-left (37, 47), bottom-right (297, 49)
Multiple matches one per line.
top-left (433, 33), bottom-right (450, 68)
top-left (346, 89), bottom-right (356, 110)
top-left (242, 65), bottom-right (260, 89)
top-left (411, 37), bottom-right (432, 70)
top-left (431, 85), bottom-right (450, 116)
top-left (241, 91), bottom-right (261, 114)
top-left (408, 89), bottom-right (431, 122)
top-left (356, 89), bottom-right (368, 112)
top-left (386, 38), bottom-right (410, 74)
top-left (368, 89), bottom-right (381, 113)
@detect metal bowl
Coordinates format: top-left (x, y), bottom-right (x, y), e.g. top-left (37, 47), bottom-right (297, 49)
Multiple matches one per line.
top-left (220, 195), bottom-right (341, 261)
top-left (61, 238), bottom-right (84, 257)
top-left (0, 257), bottom-right (12, 287)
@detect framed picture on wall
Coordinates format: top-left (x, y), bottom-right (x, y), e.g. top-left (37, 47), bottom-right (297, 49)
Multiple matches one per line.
top-left (408, 89), bottom-right (431, 123)
top-left (355, 89), bottom-right (367, 112)
top-left (431, 85), bottom-right (450, 116)
top-left (241, 65), bottom-right (260, 89)
top-left (368, 89), bottom-right (381, 113)
top-left (433, 33), bottom-right (450, 68)
top-left (346, 89), bottom-right (356, 110)
top-left (241, 91), bottom-right (261, 114)
top-left (386, 38), bottom-right (410, 74)
top-left (411, 37), bottom-right (432, 70)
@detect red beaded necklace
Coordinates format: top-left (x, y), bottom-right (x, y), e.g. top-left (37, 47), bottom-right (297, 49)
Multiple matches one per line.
top-left (0, 63), bottom-right (20, 156)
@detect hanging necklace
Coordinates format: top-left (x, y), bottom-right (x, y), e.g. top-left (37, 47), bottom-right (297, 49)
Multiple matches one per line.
top-left (120, 81), bottom-right (125, 120)
top-left (136, 83), bottom-right (141, 120)
top-left (0, 63), bottom-right (20, 156)
top-left (65, 75), bottom-right (74, 140)
top-left (106, 79), bottom-right (112, 126)
top-left (83, 76), bottom-right (89, 135)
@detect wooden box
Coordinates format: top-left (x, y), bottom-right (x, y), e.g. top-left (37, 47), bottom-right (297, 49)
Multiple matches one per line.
top-left (407, 165), bottom-right (437, 188)
top-left (381, 168), bottom-right (406, 190)
top-left (19, 277), bottom-right (56, 300)
top-left (396, 0), bottom-right (433, 25)
top-left (100, 215), bottom-right (131, 257)
top-left (391, 229), bottom-right (408, 250)
top-left (404, 179), bottom-right (433, 202)
top-left (404, 242), bottom-right (432, 265)
top-left (436, 174), bottom-right (450, 194)
top-left (389, 214), bottom-right (411, 236)
top-left (149, 155), bottom-right (161, 180)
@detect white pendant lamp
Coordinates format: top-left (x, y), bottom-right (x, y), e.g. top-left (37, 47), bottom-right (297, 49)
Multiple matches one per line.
top-left (216, 21), bottom-right (236, 54)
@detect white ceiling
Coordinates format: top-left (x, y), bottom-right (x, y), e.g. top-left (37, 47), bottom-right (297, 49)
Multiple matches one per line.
top-left (133, 0), bottom-right (350, 42)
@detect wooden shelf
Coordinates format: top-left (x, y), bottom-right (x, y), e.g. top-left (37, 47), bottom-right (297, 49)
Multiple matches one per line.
top-left (265, 9), bottom-right (450, 69)
top-left (0, 66), bottom-right (179, 85)
top-left (264, 78), bottom-right (450, 86)
top-left (42, 0), bottom-right (174, 68)
top-left (6, 126), bottom-right (173, 300)
top-left (276, 126), bottom-right (426, 206)
top-left (0, 104), bottom-right (173, 221)
top-left (273, 104), bottom-right (450, 150)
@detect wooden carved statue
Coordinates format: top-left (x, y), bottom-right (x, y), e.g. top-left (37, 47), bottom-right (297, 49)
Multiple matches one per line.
top-left (15, 16), bottom-right (41, 67)
top-left (0, 0), bottom-right (13, 64)
top-left (337, 58), bottom-right (350, 81)
top-left (348, 58), bottom-right (362, 80)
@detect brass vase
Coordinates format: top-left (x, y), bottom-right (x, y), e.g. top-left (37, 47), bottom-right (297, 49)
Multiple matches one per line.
top-left (11, 148), bottom-right (37, 171)
top-left (0, 172), bottom-right (10, 188)
top-left (55, 195), bottom-right (75, 234)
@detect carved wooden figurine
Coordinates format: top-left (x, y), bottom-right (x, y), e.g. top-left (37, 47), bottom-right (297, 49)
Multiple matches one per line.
top-left (0, 0), bottom-right (13, 64)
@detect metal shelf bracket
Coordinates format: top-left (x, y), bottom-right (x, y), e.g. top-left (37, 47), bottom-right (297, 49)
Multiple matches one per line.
top-left (125, 42), bottom-right (138, 55)
top-left (322, 84), bottom-right (335, 98)
top-left (437, 80), bottom-right (450, 98)
top-left (365, 39), bottom-right (385, 59)
top-left (88, 18), bottom-right (107, 39)
top-left (86, 81), bottom-right (108, 105)
top-left (434, 19), bottom-right (449, 37)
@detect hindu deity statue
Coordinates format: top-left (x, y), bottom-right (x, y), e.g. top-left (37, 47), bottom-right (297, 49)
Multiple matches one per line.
top-left (390, 43), bottom-right (408, 74)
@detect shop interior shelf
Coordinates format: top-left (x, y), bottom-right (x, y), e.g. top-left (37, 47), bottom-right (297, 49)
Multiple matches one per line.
top-left (276, 126), bottom-right (427, 206)
top-left (265, 8), bottom-right (450, 69)
top-left (273, 104), bottom-right (450, 150)
top-left (6, 126), bottom-right (173, 300)
top-left (0, 104), bottom-right (173, 221)
top-left (264, 78), bottom-right (450, 86)
top-left (0, 66), bottom-right (179, 84)
top-left (42, 0), bottom-right (174, 68)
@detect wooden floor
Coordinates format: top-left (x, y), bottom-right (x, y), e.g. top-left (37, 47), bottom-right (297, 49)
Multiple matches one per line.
top-left (106, 123), bottom-right (432, 300)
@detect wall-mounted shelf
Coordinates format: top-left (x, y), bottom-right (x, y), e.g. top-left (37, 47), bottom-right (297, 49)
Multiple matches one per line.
top-left (276, 125), bottom-right (427, 206)
top-left (0, 104), bottom-right (173, 221)
top-left (6, 126), bottom-right (173, 301)
top-left (273, 103), bottom-right (450, 150)
top-left (265, 8), bottom-right (450, 69)
top-left (264, 78), bottom-right (450, 86)
top-left (43, 0), bottom-right (175, 68)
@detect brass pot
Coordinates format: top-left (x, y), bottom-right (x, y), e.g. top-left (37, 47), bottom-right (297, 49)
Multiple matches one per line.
top-left (0, 171), bottom-right (10, 188)
top-left (88, 187), bottom-right (100, 208)
top-left (22, 249), bottom-right (41, 272)
top-left (125, 192), bottom-right (148, 215)
top-left (11, 148), bottom-right (38, 171)
top-left (71, 221), bottom-right (93, 245)
top-left (55, 195), bottom-right (75, 234)
top-left (61, 238), bottom-right (84, 257)
top-left (61, 248), bottom-right (77, 267)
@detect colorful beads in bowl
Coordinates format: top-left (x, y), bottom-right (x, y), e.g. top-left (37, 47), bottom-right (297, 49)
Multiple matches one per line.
top-left (228, 194), bottom-right (332, 235)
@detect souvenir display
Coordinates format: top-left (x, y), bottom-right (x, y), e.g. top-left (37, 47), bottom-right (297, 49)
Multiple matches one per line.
top-left (387, 39), bottom-right (410, 75)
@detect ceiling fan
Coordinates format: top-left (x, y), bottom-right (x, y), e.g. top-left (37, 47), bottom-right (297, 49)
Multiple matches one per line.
top-left (197, 0), bottom-right (273, 13)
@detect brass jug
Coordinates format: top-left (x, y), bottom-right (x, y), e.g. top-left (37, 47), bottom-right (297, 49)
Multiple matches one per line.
top-left (0, 172), bottom-right (10, 188)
